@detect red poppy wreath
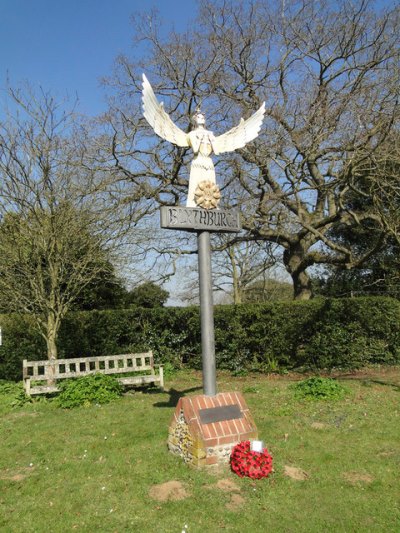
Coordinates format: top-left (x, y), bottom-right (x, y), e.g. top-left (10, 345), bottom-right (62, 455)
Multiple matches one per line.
top-left (230, 441), bottom-right (273, 479)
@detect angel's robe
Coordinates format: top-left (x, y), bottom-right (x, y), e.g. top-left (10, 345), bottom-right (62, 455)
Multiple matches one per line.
top-left (186, 127), bottom-right (217, 208)
top-left (141, 74), bottom-right (265, 208)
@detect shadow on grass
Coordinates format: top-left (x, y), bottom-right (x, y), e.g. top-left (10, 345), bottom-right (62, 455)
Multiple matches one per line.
top-left (152, 386), bottom-right (203, 408)
top-left (338, 369), bottom-right (400, 391)
top-left (362, 379), bottom-right (400, 392)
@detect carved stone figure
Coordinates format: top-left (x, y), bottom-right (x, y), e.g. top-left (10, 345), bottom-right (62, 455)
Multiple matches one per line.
top-left (141, 74), bottom-right (265, 208)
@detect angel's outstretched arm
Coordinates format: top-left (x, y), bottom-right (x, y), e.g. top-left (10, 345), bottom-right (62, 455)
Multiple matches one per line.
top-left (142, 74), bottom-right (189, 148)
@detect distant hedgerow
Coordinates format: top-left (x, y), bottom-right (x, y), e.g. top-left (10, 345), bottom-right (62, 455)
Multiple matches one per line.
top-left (1, 297), bottom-right (399, 381)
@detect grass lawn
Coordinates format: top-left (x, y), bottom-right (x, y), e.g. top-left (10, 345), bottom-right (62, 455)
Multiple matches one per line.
top-left (1, 367), bottom-right (399, 532)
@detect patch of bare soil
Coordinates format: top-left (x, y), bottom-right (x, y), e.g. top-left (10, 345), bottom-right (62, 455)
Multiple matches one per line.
top-left (377, 450), bottom-right (396, 458)
top-left (283, 465), bottom-right (309, 480)
top-left (225, 493), bottom-right (246, 511)
top-left (148, 480), bottom-right (190, 502)
top-left (5, 412), bottom-right (39, 420)
top-left (0, 467), bottom-right (33, 482)
top-left (215, 478), bottom-right (241, 492)
top-left (311, 422), bottom-right (327, 429)
top-left (342, 472), bottom-right (374, 485)
top-left (206, 477), bottom-right (246, 511)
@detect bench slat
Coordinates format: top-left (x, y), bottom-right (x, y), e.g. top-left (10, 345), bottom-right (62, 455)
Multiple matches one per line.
top-left (118, 375), bottom-right (161, 386)
top-left (27, 367), bottom-right (154, 381)
top-left (23, 353), bottom-right (153, 367)
top-left (28, 385), bottom-right (60, 395)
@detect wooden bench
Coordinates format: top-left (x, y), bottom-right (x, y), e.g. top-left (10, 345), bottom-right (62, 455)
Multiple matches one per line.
top-left (23, 352), bottom-right (164, 396)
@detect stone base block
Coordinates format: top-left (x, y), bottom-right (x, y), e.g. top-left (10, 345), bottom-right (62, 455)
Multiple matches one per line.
top-left (168, 392), bottom-right (258, 468)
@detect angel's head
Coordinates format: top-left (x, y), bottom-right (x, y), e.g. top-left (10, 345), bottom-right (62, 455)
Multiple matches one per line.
top-left (192, 109), bottom-right (206, 127)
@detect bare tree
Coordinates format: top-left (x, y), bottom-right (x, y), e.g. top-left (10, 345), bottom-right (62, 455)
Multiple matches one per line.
top-left (203, 0), bottom-right (400, 298)
top-left (0, 86), bottom-right (122, 365)
top-left (211, 237), bottom-right (278, 304)
top-left (103, 0), bottom-right (400, 299)
top-left (356, 133), bottom-right (400, 246)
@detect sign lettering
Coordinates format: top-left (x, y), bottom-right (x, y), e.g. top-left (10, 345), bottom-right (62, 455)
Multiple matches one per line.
top-left (160, 206), bottom-right (241, 233)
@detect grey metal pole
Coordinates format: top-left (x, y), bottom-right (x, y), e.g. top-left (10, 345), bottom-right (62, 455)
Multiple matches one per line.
top-left (197, 230), bottom-right (217, 396)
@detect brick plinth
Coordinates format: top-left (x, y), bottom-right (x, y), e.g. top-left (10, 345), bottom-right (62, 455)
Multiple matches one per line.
top-left (168, 392), bottom-right (258, 468)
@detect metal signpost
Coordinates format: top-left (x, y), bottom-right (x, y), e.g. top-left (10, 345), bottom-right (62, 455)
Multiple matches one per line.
top-left (142, 74), bottom-right (264, 397)
top-left (197, 230), bottom-right (216, 396)
top-left (161, 206), bottom-right (241, 396)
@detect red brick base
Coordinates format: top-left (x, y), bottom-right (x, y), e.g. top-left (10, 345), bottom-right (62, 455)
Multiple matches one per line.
top-left (168, 392), bottom-right (258, 468)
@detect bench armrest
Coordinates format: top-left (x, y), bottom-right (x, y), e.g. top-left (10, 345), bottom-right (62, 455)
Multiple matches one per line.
top-left (23, 376), bottom-right (31, 396)
top-left (153, 364), bottom-right (164, 390)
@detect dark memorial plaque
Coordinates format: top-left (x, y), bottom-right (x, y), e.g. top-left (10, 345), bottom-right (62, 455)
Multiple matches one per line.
top-left (160, 206), bottom-right (241, 233)
top-left (199, 404), bottom-right (243, 425)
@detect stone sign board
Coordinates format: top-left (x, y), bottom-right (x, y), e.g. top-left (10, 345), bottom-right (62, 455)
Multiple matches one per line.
top-left (160, 206), bottom-right (241, 233)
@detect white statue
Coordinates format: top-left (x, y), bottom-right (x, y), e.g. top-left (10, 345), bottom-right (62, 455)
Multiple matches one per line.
top-left (141, 74), bottom-right (265, 208)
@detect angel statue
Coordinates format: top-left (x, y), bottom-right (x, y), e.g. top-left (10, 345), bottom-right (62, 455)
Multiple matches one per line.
top-left (142, 74), bottom-right (265, 209)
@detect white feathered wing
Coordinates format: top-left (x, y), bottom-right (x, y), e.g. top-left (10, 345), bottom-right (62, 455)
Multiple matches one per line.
top-left (141, 74), bottom-right (189, 148)
top-left (212, 102), bottom-right (266, 154)
top-left (142, 73), bottom-right (265, 154)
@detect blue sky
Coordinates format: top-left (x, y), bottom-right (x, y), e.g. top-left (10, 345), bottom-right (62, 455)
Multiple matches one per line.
top-left (2, 0), bottom-right (396, 117)
top-left (0, 0), bottom-right (197, 116)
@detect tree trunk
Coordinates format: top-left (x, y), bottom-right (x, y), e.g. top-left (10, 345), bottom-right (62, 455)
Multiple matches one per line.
top-left (46, 313), bottom-right (58, 386)
top-left (229, 246), bottom-right (242, 304)
top-left (291, 269), bottom-right (313, 300)
top-left (232, 276), bottom-right (242, 304)
top-left (283, 245), bottom-right (313, 300)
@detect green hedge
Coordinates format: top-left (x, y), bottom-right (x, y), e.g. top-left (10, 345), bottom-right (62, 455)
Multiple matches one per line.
top-left (0, 297), bottom-right (399, 381)
top-left (0, 314), bottom-right (46, 381)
